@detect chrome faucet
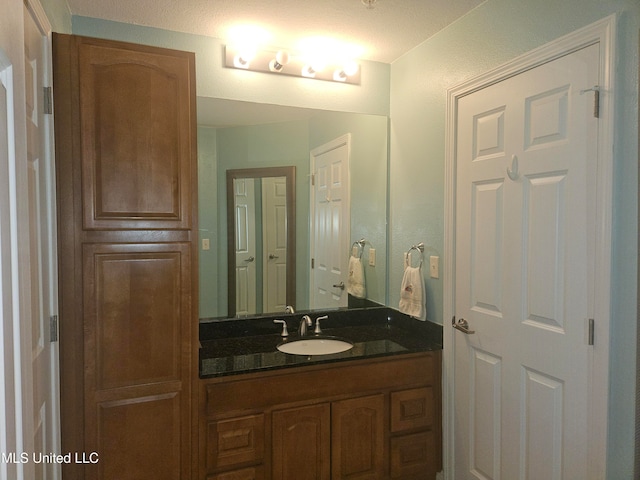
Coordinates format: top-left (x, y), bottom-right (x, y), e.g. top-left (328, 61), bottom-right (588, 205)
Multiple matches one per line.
top-left (298, 315), bottom-right (312, 336)
top-left (285, 305), bottom-right (295, 314)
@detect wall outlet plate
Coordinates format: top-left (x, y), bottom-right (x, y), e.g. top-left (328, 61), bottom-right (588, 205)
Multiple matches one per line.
top-left (429, 256), bottom-right (439, 279)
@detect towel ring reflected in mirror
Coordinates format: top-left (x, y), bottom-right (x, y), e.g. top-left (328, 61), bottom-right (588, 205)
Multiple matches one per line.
top-left (407, 242), bottom-right (424, 268)
top-left (351, 238), bottom-right (366, 259)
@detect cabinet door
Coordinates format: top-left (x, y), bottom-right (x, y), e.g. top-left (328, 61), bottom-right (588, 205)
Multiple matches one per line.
top-left (78, 39), bottom-right (194, 230)
top-left (272, 403), bottom-right (331, 480)
top-left (331, 394), bottom-right (385, 480)
top-left (82, 242), bottom-right (193, 480)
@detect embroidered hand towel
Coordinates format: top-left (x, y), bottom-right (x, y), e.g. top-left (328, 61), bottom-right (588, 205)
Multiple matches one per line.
top-left (347, 254), bottom-right (366, 299)
top-left (399, 265), bottom-right (426, 320)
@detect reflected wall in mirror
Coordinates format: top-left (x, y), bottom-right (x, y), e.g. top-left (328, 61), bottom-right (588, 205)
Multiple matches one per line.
top-left (198, 103), bottom-right (388, 319)
top-left (227, 167), bottom-right (296, 317)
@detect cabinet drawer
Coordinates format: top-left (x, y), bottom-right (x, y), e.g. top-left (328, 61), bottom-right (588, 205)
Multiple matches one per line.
top-left (390, 431), bottom-right (437, 479)
top-left (206, 414), bottom-right (264, 470)
top-left (207, 466), bottom-right (264, 480)
top-left (391, 387), bottom-right (434, 433)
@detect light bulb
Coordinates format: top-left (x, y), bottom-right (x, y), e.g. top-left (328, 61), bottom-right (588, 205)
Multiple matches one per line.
top-left (233, 47), bottom-right (256, 69)
top-left (269, 50), bottom-right (291, 72)
top-left (342, 60), bottom-right (359, 76)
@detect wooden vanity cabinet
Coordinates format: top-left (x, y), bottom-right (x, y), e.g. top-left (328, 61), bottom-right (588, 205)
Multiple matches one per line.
top-left (200, 352), bottom-right (442, 480)
top-left (53, 34), bottom-right (198, 480)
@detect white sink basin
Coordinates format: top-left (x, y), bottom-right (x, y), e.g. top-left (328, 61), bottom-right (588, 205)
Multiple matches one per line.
top-left (277, 337), bottom-right (353, 356)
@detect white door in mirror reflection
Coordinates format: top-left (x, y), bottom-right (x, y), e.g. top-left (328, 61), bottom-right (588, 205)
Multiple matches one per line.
top-left (235, 178), bottom-right (257, 315)
top-left (310, 134), bottom-right (351, 309)
top-left (262, 176), bottom-right (287, 312)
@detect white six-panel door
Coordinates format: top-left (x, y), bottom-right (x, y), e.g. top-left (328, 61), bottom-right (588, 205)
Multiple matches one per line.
top-left (310, 135), bottom-right (351, 310)
top-left (453, 43), bottom-right (599, 479)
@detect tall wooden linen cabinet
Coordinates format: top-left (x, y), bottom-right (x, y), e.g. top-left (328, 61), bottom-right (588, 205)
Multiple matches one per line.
top-left (53, 34), bottom-right (198, 479)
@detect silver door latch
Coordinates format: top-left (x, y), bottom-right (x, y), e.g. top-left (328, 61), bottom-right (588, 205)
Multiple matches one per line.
top-left (452, 316), bottom-right (475, 334)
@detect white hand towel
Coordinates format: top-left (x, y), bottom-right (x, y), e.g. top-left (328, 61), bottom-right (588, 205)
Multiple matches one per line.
top-left (399, 265), bottom-right (426, 320)
top-left (347, 255), bottom-right (366, 299)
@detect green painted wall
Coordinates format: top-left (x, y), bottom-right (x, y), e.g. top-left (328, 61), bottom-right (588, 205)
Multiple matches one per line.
top-left (389, 1), bottom-right (639, 477)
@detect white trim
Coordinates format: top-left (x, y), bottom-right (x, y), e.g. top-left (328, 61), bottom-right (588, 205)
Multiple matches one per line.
top-left (0, 51), bottom-right (19, 480)
top-left (443, 14), bottom-right (615, 480)
top-left (24, 0), bottom-right (52, 37)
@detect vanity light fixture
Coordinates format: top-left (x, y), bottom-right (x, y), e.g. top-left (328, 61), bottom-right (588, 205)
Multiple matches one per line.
top-left (225, 45), bottom-right (361, 85)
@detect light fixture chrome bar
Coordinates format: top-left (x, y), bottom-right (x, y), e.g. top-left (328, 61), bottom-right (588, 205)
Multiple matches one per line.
top-left (224, 45), bottom-right (361, 85)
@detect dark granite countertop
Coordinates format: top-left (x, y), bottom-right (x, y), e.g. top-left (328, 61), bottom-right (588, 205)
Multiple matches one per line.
top-left (199, 307), bottom-right (443, 378)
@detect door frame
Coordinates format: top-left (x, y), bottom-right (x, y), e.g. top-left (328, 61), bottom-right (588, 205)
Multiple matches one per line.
top-left (23, 3), bottom-right (61, 479)
top-left (443, 15), bottom-right (616, 480)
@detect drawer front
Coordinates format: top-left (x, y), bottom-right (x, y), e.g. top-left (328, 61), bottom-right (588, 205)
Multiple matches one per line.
top-left (390, 431), bottom-right (437, 479)
top-left (207, 466), bottom-right (264, 480)
top-left (391, 387), bottom-right (434, 433)
top-left (204, 354), bottom-right (435, 416)
top-left (206, 414), bottom-right (264, 470)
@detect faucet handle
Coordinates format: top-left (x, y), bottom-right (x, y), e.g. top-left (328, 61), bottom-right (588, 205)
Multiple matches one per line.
top-left (314, 315), bottom-right (328, 334)
top-left (273, 319), bottom-right (288, 337)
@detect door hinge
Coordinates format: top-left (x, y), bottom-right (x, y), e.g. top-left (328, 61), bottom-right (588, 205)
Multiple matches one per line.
top-left (311, 258), bottom-right (315, 269)
top-left (43, 86), bottom-right (53, 115)
top-left (311, 174), bottom-right (315, 186)
top-left (588, 318), bottom-right (594, 346)
top-left (580, 85), bottom-right (599, 118)
top-left (50, 315), bottom-right (58, 342)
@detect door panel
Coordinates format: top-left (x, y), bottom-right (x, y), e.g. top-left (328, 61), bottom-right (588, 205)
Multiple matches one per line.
top-left (78, 42), bottom-right (193, 230)
top-left (82, 242), bottom-right (192, 479)
top-left (310, 135), bottom-right (350, 309)
top-left (262, 176), bottom-right (287, 313)
top-left (454, 44), bottom-right (598, 479)
top-left (234, 178), bottom-right (257, 315)
top-left (331, 394), bottom-right (385, 480)
top-left (272, 404), bottom-right (331, 480)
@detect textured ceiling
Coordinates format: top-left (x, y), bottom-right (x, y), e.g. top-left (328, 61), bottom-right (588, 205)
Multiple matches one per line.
top-left (66, 0), bottom-right (484, 64)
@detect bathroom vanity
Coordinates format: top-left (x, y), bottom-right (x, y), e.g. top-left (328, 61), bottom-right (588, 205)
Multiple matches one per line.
top-left (198, 308), bottom-right (443, 480)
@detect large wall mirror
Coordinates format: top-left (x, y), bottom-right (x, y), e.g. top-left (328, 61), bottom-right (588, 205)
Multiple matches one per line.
top-left (227, 167), bottom-right (296, 317)
top-left (198, 99), bottom-right (389, 319)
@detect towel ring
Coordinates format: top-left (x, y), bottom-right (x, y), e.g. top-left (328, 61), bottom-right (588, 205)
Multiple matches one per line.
top-left (407, 242), bottom-right (424, 268)
top-left (351, 238), bottom-right (366, 259)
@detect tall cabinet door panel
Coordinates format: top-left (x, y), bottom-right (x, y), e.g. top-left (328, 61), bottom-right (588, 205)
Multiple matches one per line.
top-left (82, 242), bottom-right (193, 480)
top-left (79, 41), bottom-right (194, 230)
top-left (83, 243), bottom-right (190, 391)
